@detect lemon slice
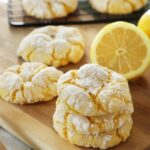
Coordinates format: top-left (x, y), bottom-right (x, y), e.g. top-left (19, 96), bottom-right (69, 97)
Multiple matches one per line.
top-left (90, 21), bottom-right (150, 80)
top-left (138, 9), bottom-right (150, 38)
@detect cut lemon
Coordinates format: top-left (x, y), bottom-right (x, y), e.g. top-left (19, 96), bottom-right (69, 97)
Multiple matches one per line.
top-left (90, 21), bottom-right (150, 80)
top-left (138, 9), bottom-right (150, 38)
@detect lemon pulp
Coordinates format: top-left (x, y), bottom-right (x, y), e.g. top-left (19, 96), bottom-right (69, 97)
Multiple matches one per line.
top-left (90, 21), bottom-right (150, 80)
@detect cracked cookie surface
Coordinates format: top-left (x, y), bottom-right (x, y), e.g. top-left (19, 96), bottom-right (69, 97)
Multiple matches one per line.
top-left (89, 0), bottom-right (147, 14)
top-left (17, 26), bottom-right (84, 67)
top-left (0, 62), bottom-right (63, 104)
top-left (22, 0), bottom-right (78, 19)
top-left (53, 64), bottom-right (134, 149)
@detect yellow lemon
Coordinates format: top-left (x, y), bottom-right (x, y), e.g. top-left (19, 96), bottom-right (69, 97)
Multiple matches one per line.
top-left (138, 9), bottom-right (150, 38)
top-left (90, 21), bottom-right (150, 80)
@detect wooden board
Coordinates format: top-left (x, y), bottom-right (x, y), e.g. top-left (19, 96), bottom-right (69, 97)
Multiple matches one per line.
top-left (0, 2), bottom-right (150, 150)
top-left (0, 142), bottom-right (6, 150)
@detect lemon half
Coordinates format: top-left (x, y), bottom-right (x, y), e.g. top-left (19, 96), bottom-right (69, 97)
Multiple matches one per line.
top-left (90, 21), bottom-right (150, 80)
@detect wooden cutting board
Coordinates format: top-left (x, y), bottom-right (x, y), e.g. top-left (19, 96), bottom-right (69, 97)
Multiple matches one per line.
top-left (0, 3), bottom-right (150, 150)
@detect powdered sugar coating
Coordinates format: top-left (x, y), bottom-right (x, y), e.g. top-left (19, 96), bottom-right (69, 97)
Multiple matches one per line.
top-left (22, 0), bottom-right (78, 19)
top-left (89, 0), bottom-right (147, 14)
top-left (0, 62), bottom-right (63, 104)
top-left (53, 64), bottom-right (134, 149)
top-left (17, 26), bottom-right (84, 67)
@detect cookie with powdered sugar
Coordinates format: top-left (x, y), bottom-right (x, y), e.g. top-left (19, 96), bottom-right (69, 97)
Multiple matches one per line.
top-left (17, 26), bottom-right (84, 67)
top-left (89, 0), bottom-right (147, 14)
top-left (22, 0), bottom-right (78, 19)
top-left (0, 62), bottom-right (63, 104)
top-left (53, 64), bottom-right (134, 149)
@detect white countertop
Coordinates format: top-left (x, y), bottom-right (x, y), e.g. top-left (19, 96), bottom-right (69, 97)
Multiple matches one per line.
top-left (0, 127), bottom-right (32, 150)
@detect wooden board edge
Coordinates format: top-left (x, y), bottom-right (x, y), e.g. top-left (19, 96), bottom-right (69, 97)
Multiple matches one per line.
top-left (0, 142), bottom-right (6, 150)
top-left (0, 100), bottom-right (80, 150)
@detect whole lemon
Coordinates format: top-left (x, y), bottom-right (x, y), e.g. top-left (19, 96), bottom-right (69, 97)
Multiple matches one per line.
top-left (138, 9), bottom-right (150, 38)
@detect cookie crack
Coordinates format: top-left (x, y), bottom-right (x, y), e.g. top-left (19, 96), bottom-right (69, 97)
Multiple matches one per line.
top-left (126, 0), bottom-right (137, 10)
top-left (56, 1), bottom-right (70, 13)
top-left (64, 112), bottom-right (69, 139)
top-left (27, 66), bottom-right (46, 82)
top-left (26, 49), bottom-right (34, 62)
top-left (45, 1), bottom-right (56, 17)
top-left (51, 48), bottom-right (71, 66)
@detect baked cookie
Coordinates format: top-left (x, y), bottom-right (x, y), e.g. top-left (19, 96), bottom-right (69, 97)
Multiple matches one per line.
top-left (89, 0), bottom-right (147, 14)
top-left (17, 26), bottom-right (84, 67)
top-left (53, 64), bottom-right (134, 149)
top-left (22, 0), bottom-right (78, 19)
top-left (0, 62), bottom-right (63, 104)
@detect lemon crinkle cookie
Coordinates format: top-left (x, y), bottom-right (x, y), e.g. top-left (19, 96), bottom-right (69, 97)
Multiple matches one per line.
top-left (53, 64), bottom-right (134, 149)
top-left (0, 62), bottom-right (63, 104)
top-left (89, 0), bottom-right (147, 14)
top-left (22, 0), bottom-right (78, 19)
top-left (17, 26), bottom-right (84, 67)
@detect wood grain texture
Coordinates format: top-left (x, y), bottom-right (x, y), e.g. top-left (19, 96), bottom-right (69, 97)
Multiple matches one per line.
top-left (0, 2), bottom-right (150, 150)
